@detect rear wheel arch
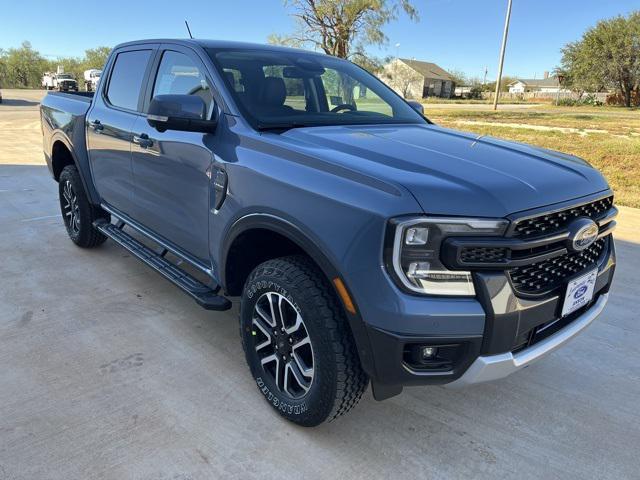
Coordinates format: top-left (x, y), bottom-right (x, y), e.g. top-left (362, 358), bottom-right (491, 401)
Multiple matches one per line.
top-left (49, 135), bottom-right (100, 205)
top-left (51, 140), bottom-right (75, 181)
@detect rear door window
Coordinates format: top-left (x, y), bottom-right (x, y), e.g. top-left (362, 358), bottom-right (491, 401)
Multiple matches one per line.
top-left (106, 50), bottom-right (152, 111)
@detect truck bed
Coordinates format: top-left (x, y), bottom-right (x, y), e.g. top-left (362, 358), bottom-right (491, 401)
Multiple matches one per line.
top-left (47, 91), bottom-right (94, 103)
top-left (40, 90), bottom-right (98, 204)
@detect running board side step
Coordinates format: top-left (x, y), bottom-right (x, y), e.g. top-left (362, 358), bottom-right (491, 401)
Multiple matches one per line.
top-left (94, 220), bottom-right (231, 311)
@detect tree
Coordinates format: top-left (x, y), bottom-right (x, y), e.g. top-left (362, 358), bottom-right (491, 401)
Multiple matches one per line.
top-left (83, 47), bottom-right (111, 70)
top-left (559, 11), bottom-right (640, 107)
top-left (447, 68), bottom-right (468, 87)
top-left (0, 49), bottom-right (7, 87)
top-left (272, 0), bottom-right (419, 60)
top-left (2, 41), bottom-right (47, 88)
top-left (0, 42), bottom-right (112, 89)
top-left (271, 0), bottom-right (419, 102)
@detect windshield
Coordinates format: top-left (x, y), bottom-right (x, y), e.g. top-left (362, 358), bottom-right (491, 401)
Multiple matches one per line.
top-left (207, 48), bottom-right (426, 130)
top-left (57, 74), bottom-right (72, 79)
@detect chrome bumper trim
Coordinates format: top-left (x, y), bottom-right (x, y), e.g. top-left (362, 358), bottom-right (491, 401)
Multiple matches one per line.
top-left (446, 293), bottom-right (609, 388)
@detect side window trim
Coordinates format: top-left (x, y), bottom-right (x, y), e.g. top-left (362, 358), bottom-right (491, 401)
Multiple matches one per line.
top-left (102, 45), bottom-right (158, 115)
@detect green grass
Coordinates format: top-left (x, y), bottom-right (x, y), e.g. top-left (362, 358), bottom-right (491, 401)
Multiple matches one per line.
top-left (427, 106), bottom-right (640, 208)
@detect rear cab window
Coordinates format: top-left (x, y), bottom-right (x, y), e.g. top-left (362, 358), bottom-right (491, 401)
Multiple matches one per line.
top-left (106, 50), bottom-right (153, 111)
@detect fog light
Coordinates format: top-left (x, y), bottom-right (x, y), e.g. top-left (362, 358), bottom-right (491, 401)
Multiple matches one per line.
top-left (421, 346), bottom-right (438, 359)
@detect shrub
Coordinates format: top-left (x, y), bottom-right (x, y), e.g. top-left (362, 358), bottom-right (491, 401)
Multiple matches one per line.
top-left (467, 85), bottom-right (483, 99)
top-left (606, 90), bottom-right (640, 107)
top-left (557, 98), bottom-right (578, 106)
top-left (557, 95), bottom-right (604, 107)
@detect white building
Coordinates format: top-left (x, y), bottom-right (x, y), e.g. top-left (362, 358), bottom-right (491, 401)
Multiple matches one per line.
top-left (508, 73), bottom-right (568, 94)
top-left (381, 58), bottom-right (456, 99)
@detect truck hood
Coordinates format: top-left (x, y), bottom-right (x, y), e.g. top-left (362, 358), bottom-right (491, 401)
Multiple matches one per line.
top-left (280, 123), bottom-right (609, 217)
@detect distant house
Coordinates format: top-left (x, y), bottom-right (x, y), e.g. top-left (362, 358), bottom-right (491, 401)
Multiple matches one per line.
top-left (508, 72), bottom-right (568, 94)
top-left (381, 58), bottom-right (455, 99)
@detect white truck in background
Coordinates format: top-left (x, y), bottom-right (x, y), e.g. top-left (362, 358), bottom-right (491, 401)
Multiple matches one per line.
top-left (83, 69), bottom-right (102, 92)
top-left (42, 67), bottom-right (78, 92)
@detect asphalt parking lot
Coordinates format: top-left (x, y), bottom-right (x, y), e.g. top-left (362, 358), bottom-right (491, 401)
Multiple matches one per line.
top-left (1, 89), bottom-right (639, 479)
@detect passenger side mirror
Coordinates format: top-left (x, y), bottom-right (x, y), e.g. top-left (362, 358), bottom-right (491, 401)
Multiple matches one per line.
top-left (147, 94), bottom-right (217, 133)
top-left (406, 100), bottom-right (424, 116)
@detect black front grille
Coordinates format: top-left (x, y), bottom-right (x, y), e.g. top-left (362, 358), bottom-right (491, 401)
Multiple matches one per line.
top-left (512, 196), bottom-right (613, 238)
top-left (460, 246), bottom-right (508, 263)
top-left (508, 237), bottom-right (608, 295)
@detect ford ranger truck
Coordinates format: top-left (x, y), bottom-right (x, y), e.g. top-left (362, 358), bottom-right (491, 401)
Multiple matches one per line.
top-left (40, 39), bottom-right (617, 426)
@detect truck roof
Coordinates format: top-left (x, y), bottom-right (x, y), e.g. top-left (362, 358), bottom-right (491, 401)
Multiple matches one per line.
top-left (114, 38), bottom-right (327, 57)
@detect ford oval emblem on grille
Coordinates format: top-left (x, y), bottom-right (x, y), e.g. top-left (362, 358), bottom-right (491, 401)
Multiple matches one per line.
top-left (567, 218), bottom-right (599, 252)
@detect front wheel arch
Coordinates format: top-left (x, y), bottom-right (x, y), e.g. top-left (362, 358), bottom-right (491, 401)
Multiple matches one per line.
top-left (221, 214), bottom-right (342, 296)
top-left (221, 213), bottom-right (375, 376)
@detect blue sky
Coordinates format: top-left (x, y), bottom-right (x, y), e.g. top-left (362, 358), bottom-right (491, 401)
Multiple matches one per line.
top-left (1, 0), bottom-right (637, 79)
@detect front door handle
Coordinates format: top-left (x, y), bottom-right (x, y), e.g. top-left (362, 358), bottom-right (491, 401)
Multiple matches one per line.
top-left (132, 133), bottom-right (153, 149)
top-left (90, 119), bottom-right (103, 132)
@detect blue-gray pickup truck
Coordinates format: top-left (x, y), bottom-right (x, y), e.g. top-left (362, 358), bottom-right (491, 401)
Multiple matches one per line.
top-left (40, 39), bottom-right (617, 426)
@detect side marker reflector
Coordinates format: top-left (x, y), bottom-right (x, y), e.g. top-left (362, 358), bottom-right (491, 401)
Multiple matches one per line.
top-left (333, 277), bottom-right (356, 315)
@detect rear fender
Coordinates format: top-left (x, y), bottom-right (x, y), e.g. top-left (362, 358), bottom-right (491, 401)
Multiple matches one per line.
top-left (49, 131), bottom-right (100, 205)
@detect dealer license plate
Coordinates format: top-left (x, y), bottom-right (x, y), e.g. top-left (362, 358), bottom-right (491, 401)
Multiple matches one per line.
top-left (561, 268), bottom-right (597, 317)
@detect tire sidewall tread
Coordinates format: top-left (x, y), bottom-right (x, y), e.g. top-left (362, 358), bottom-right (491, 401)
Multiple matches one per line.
top-left (58, 165), bottom-right (108, 248)
top-left (240, 255), bottom-right (368, 427)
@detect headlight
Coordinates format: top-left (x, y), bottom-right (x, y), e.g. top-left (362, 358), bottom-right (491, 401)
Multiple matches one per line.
top-left (387, 217), bottom-right (508, 296)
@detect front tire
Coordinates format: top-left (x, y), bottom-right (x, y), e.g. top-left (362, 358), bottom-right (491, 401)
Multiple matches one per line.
top-left (58, 165), bottom-right (109, 248)
top-left (240, 255), bottom-right (368, 426)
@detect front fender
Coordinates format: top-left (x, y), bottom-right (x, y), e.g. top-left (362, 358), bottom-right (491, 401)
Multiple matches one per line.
top-left (220, 211), bottom-right (377, 376)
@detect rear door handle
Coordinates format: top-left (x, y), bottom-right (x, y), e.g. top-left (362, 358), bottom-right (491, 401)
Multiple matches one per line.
top-left (132, 133), bottom-right (153, 149)
top-left (90, 119), bottom-right (103, 132)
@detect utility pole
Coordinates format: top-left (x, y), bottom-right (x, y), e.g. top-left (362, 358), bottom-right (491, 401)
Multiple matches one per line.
top-left (493, 0), bottom-right (513, 110)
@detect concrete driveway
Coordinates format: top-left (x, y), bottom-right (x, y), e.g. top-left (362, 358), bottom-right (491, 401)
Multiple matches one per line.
top-left (1, 89), bottom-right (639, 479)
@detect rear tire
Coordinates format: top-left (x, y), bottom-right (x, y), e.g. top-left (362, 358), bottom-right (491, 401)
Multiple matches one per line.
top-left (58, 165), bottom-right (109, 248)
top-left (240, 255), bottom-right (368, 426)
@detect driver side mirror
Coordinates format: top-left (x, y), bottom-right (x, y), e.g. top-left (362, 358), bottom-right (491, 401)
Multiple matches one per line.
top-left (406, 100), bottom-right (424, 115)
top-left (147, 94), bottom-right (217, 133)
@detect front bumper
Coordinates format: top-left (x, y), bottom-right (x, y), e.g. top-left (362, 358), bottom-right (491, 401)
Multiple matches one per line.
top-left (446, 293), bottom-right (608, 387)
top-left (358, 235), bottom-right (615, 400)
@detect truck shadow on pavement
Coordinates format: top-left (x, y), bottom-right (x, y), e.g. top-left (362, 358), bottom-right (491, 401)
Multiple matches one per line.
top-left (0, 98), bottom-right (40, 107)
